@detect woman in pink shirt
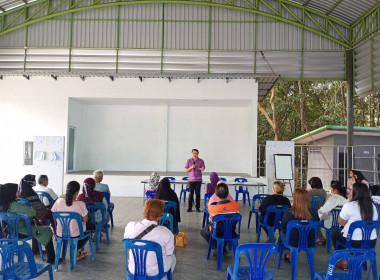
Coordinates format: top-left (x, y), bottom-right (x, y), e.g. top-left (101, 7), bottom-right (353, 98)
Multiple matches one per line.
top-left (52, 181), bottom-right (94, 261)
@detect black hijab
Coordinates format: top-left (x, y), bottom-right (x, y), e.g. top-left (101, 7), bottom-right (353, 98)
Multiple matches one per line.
top-left (0, 183), bottom-right (19, 212)
top-left (19, 174), bottom-right (45, 210)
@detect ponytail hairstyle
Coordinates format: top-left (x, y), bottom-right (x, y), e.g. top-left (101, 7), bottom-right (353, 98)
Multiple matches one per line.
top-left (65, 181), bottom-right (80, 207)
top-left (330, 180), bottom-right (347, 198)
top-left (352, 182), bottom-right (374, 220)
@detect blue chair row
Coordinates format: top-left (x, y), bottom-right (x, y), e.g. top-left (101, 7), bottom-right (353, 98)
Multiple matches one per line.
top-left (234, 178), bottom-right (250, 206)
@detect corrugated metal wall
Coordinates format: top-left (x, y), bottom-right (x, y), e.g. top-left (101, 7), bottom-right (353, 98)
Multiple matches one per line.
top-left (0, 3), bottom-right (346, 78)
top-left (355, 33), bottom-right (380, 96)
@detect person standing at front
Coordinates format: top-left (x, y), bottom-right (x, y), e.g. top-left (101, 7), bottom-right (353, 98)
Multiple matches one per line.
top-left (185, 149), bottom-right (205, 213)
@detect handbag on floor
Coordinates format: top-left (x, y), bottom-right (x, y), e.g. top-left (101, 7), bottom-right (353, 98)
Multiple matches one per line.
top-left (176, 232), bottom-right (187, 247)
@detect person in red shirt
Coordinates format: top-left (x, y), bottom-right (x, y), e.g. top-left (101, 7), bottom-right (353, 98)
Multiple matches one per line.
top-left (200, 183), bottom-right (240, 254)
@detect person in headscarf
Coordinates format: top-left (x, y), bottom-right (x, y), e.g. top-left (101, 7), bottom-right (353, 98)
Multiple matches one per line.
top-left (77, 178), bottom-right (109, 224)
top-left (206, 172), bottom-right (219, 193)
top-left (19, 174), bottom-right (56, 235)
top-left (146, 172), bottom-right (160, 192)
top-left (307, 177), bottom-right (326, 199)
top-left (0, 183), bottom-right (55, 264)
top-left (155, 178), bottom-right (181, 224)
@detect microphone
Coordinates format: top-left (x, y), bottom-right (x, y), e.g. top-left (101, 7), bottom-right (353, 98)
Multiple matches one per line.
top-left (193, 160), bottom-right (196, 169)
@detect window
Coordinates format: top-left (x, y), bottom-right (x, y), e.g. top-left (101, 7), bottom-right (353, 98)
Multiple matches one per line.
top-left (24, 141), bottom-right (33, 165)
top-left (68, 127), bottom-right (75, 171)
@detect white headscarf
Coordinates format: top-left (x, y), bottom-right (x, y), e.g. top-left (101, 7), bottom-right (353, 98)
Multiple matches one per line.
top-left (147, 172), bottom-right (160, 191)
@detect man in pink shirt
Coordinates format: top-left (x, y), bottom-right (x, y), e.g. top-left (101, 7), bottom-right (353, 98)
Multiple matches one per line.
top-left (185, 149), bottom-right (205, 212)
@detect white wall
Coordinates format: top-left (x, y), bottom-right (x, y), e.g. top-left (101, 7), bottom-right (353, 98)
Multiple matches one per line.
top-left (0, 76), bottom-right (258, 194)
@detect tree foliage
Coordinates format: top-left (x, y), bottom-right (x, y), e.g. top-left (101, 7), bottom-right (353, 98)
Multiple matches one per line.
top-left (257, 80), bottom-right (380, 144)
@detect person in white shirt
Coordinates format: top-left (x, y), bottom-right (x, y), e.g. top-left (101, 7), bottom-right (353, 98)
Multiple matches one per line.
top-left (318, 180), bottom-right (348, 243)
top-left (332, 182), bottom-right (378, 270)
top-left (123, 199), bottom-right (176, 278)
top-left (34, 175), bottom-right (58, 207)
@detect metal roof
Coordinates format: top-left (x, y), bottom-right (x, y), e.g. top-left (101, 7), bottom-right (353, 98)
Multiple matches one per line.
top-left (0, 0), bottom-right (378, 25)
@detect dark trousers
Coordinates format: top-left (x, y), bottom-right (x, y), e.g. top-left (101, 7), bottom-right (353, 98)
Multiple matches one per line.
top-left (32, 238), bottom-right (55, 263)
top-left (188, 181), bottom-right (202, 210)
top-left (332, 229), bottom-right (377, 250)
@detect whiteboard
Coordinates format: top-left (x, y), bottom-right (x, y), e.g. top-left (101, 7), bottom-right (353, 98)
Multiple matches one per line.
top-left (274, 154), bottom-right (293, 180)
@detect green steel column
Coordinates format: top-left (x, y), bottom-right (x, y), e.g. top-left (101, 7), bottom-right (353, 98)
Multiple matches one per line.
top-left (160, 3), bottom-right (165, 74)
top-left (371, 38), bottom-right (374, 90)
top-left (207, 6), bottom-right (211, 74)
top-left (115, 4), bottom-right (120, 73)
top-left (68, 6), bottom-right (73, 72)
top-left (346, 49), bottom-right (354, 173)
top-left (301, 27), bottom-right (304, 79)
top-left (23, 7), bottom-right (29, 71)
top-left (254, 13), bottom-right (257, 74)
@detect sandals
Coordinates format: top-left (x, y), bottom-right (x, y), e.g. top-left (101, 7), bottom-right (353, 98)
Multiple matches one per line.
top-left (316, 238), bottom-right (326, 245)
top-left (76, 251), bottom-right (87, 261)
top-left (284, 252), bottom-right (291, 263)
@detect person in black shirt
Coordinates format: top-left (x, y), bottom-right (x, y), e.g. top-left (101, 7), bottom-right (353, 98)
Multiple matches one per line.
top-left (258, 181), bottom-right (291, 241)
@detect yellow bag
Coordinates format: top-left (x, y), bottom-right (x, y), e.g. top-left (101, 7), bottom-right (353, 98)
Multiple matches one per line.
top-left (176, 232), bottom-right (187, 247)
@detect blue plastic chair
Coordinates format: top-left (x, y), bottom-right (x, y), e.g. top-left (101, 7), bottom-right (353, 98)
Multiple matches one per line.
top-left (315, 249), bottom-right (377, 280)
top-left (159, 213), bottom-right (174, 233)
top-left (36, 191), bottom-right (54, 208)
top-left (247, 194), bottom-right (270, 230)
top-left (320, 206), bottom-right (342, 254)
top-left (0, 212), bottom-right (44, 262)
top-left (206, 213), bottom-right (242, 271)
top-left (234, 178), bottom-right (250, 205)
top-left (278, 220), bottom-right (319, 280)
top-left (52, 211), bottom-right (94, 271)
top-left (335, 220), bottom-right (380, 250)
top-left (202, 193), bottom-right (214, 228)
top-left (164, 177), bottom-right (176, 191)
top-left (256, 205), bottom-right (289, 243)
top-left (163, 200), bottom-right (179, 234)
top-left (0, 241), bottom-right (53, 280)
top-left (146, 191), bottom-right (156, 201)
top-left (16, 197), bottom-right (31, 207)
top-left (85, 202), bottom-right (110, 252)
top-left (122, 238), bottom-right (172, 280)
top-left (310, 195), bottom-right (325, 210)
top-left (102, 192), bottom-right (114, 227)
top-left (179, 176), bottom-right (189, 203)
top-left (226, 243), bottom-right (278, 280)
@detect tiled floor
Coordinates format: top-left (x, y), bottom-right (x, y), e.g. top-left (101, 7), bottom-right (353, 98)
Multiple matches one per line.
top-left (36, 197), bottom-right (378, 279)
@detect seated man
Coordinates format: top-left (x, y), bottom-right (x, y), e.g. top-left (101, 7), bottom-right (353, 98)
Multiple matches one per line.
top-left (200, 183), bottom-right (240, 254)
top-left (258, 181), bottom-right (291, 241)
top-left (124, 199), bottom-right (176, 278)
top-left (93, 170), bottom-right (114, 209)
top-left (33, 175), bottom-right (58, 208)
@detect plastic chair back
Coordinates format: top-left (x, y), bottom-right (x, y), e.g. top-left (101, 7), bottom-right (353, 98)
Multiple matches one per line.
top-left (219, 177), bottom-right (227, 182)
top-left (284, 220), bottom-right (319, 250)
top-left (102, 192), bottom-right (111, 208)
top-left (0, 212), bottom-right (33, 241)
top-left (345, 220), bottom-right (380, 249)
top-left (16, 198), bottom-right (31, 207)
top-left (212, 213), bottom-right (242, 241)
top-left (251, 194), bottom-right (270, 211)
top-left (182, 177), bottom-right (188, 181)
top-left (263, 205), bottom-right (289, 229)
top-left (85, 202), bottom-right (106, 225)
top-left (164, 177), bottom-right (176, 191)
top-left (310, 196), bottom-right (325, 210)
top-left (52, 211), bottom-right (85, 240)
top-left (234, 178), bottom-right (247, 183)
top-left (146, 191), bottom-right (156, 200)
top-left (163, 200), bottom-right (178, 234)
top-left (202, 193), bottom-right (214, 227)
top-left (159, 213), bottom-right (174, 233)
top-left (315, 249), bottom-right (377, 280)
top-left (122, 238), bottom-right (171, 280)
top-left (36, 191), bottom-right (54, 208)
top-left (329, 207), bottom-right (342, 229)
top-left (227, 243), bottom-right (278, 280)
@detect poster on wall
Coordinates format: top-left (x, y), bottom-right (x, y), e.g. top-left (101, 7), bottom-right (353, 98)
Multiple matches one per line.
top-left (33, 136), bottom-right (65, 196)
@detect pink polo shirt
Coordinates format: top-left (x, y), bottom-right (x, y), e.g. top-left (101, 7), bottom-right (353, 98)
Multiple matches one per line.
top-left (123, 219), bottom-right (175, 276)
top-left (185, 157), bottom-right (205, 182)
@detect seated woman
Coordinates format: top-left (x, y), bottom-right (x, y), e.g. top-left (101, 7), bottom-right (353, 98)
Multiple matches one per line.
top-left (19, 174), bottom-right (56, 235)
top-left (332, 182), bottom-right (378, 269)
top-left (205, 172), bottom-right (219, 194)
top-left (348, 170), bottom-right (369, 188)
top-left (281, 188), bottom-right (319, 261)
top-left (154, 178), bottom-right (181, 226)
top-left (52, 181), bottom-right (94, 261)
top-left (78, 178), bottom-right (110, 225)
top-left (124, 199), bottom-right (176, 277)
top-left (307, 177), bottom-right (326, 199)
top-left (145, 172), bottom-right (160, 200)
top-left (0, 183), bottom-right (55, 264)
top-left (259, 181), bottom-right (291, 241)
top-left (207, 180), bottom-right (235, 208)
top-left (318, 180), bottom-right (348, 229)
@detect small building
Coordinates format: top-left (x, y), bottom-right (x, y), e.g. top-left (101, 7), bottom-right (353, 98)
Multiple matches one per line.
top-left (292, 125), bottom-right (380, 190)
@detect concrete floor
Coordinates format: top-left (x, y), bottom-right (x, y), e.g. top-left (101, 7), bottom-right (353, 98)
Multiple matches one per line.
top-left (35, 197), bottom-right (378, 280)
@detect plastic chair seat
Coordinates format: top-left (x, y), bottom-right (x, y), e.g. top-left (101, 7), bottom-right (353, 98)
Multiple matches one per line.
top-left (234, 178), bottom-right (250, 205)
top-left (13, 262), bottom-right (52, 279)
top-left (226, 243), bottom-right (277, 280)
